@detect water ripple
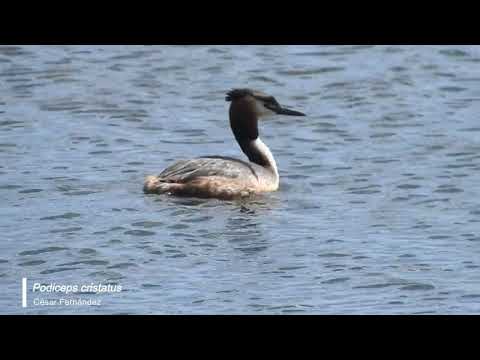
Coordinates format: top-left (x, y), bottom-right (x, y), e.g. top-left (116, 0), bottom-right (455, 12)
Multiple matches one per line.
top-left (2, 45), bottom-right (480, 314)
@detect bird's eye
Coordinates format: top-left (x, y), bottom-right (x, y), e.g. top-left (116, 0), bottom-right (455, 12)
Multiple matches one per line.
top-left (264, 101), bottom-right (277, 111)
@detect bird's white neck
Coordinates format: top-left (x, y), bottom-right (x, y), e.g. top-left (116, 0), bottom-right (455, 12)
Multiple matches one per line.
top-left (250, 137), bottom-right (278, 179)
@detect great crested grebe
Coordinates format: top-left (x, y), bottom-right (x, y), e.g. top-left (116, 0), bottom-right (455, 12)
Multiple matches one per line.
top-left (144, 88), bottom-right (305, 199)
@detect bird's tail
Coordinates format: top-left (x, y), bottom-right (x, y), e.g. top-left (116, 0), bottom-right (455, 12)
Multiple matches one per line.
top-left (143, 176), bottom-right (183, 194)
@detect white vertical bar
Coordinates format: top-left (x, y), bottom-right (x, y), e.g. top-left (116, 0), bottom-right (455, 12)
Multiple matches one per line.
top-left (22, 277), bottom-right (27, 308)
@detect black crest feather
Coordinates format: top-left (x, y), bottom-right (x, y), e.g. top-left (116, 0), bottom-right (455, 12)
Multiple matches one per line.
top-left (225, 88), bottom-right (253, 102)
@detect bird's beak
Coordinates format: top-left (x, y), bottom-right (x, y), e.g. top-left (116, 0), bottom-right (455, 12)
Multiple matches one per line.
top-left (275, 106), bottom-right (306, 116)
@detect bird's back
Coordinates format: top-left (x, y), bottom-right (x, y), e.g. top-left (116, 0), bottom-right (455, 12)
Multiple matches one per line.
top-left (157, 156), bottom-right (259, 183)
